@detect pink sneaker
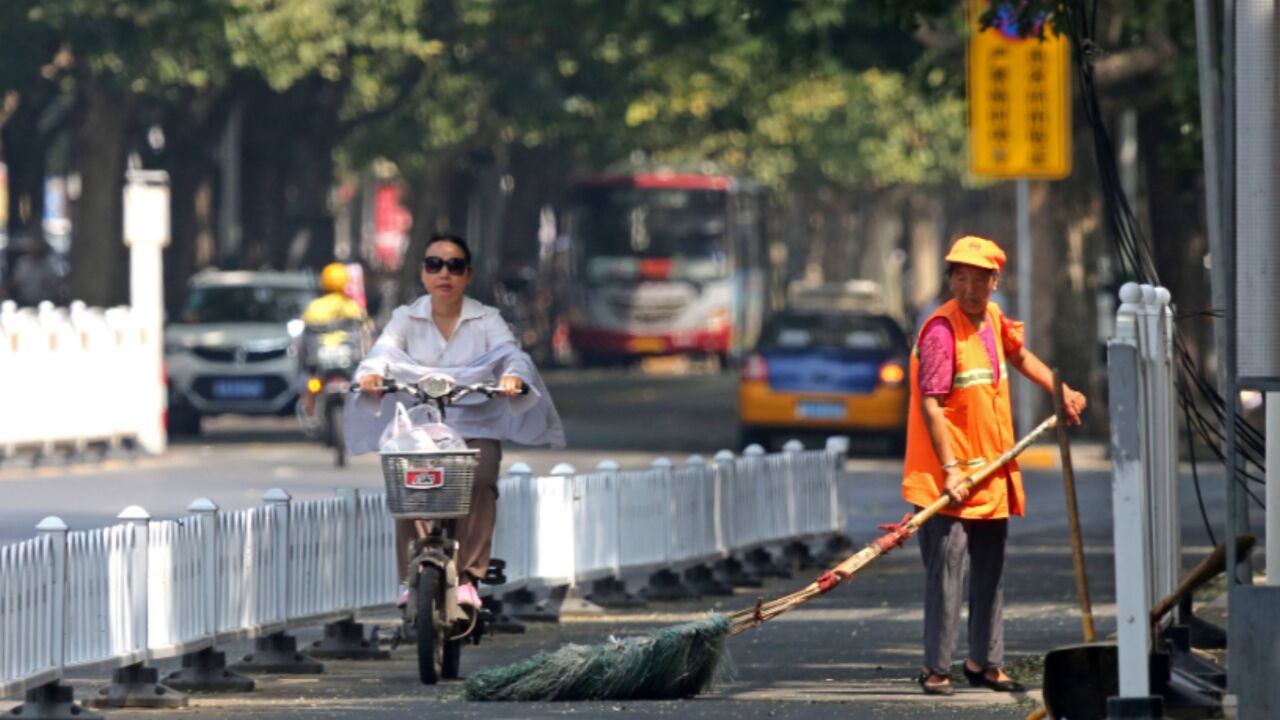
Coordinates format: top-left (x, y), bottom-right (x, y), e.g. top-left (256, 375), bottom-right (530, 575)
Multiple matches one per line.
top-left (456, 582), bottom-right (482, 609)
top-left (395, 587), bottom-right (410, 608)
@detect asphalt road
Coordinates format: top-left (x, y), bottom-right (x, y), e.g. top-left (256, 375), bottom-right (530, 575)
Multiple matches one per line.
top-left (1, 367), bottom-right (1263, 718)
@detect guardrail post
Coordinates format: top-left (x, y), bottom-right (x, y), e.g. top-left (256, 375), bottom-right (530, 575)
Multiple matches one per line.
top-left (501, 463), bottom-right (556, 625)
top-left (680, 454), bottom-right (733, 596)
top-left (163, 498), bottom-right (255, 693)
top-left (309, 489), bottom-right (388, 661)
top-left (89, 507), bottom-right (189, 709)
top-left (1108, 312), bottom-right (1161, 716)
top-left (3, 518), bottom-right (104, 720)
top-left (544, 463), bottom-right (604, 617)
top-left (744, 444), bottom-right (793, 580)
top-left (640, 457), bottom-right (699, 602)
top-left (817, 436), bottom-right (855, 565)
top-left (584, 459), bottom-right (645, 609)
top-left (715, 447), bottom-right (765, 589)
top-left (230, 489), bottom-right (323, 675)
top-left (780, 441), bottom-right (820, 571)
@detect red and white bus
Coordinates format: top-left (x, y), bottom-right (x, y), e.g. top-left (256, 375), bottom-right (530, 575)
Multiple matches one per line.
top-left (560, 171), bottom-right (769, 366)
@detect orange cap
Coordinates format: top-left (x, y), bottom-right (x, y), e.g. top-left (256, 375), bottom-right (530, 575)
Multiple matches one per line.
top-left (944, 235), bottom-right (1006, 271)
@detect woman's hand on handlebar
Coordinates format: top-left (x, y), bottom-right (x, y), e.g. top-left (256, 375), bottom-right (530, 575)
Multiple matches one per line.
top-left (359, 374), bottom-right (387, 398)
top-left (498, 375), bottom-right (526, 397)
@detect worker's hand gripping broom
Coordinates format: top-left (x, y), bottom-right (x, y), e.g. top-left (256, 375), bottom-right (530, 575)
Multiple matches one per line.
top-left (466, 416), bottom-right (1059, 702)
top-left (730, 415), bottom-right (1058, 635)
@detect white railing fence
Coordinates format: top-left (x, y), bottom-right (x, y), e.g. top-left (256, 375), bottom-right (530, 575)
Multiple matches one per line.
top-left (0, 301), bottom-right (164, 457)
top-left (2, 436), bottom-right (848, 703)
top-left (1108, 282), bottom-right (1182, 701)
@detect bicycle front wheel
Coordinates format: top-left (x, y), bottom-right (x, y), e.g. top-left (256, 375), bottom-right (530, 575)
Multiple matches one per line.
top-left (416, 567), bottom-right (444, 684)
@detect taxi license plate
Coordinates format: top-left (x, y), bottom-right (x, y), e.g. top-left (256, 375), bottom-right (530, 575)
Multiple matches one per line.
top-left (627, 337), bottom-right (667, 353)
top-left (211, 379), bottom-right (265, 399)
top-left (797, 401), bottom-right (846, 420)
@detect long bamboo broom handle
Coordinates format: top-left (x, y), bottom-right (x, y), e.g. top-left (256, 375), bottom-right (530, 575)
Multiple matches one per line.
top-left (731, 416), bottom-right (1059, 633)
top-left (898, 415), bottom-right (1059, 534)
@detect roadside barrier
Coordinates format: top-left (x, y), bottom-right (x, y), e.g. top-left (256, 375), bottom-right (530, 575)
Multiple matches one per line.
top-left (1, 437), bottom-right (847, 715)
top-left (0, 301), bottom-right (163, 457)
top-left (1107, 283), bottom-right (1182, 704)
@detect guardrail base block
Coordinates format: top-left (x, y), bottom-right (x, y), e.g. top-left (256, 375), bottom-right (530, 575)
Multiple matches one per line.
top-left (745, 547), bottom-right (791, 578)
top-left (163, 648), bottom-right (255, 693)
top-left (683, 565), bottom-right (733, 596)
top-left (548, 584), bottom-right (606, 616)
top-left (230, 632), bottom-right (324, 674)
top-left (587, 577), bottom-right (647, 608)
top-left (783, 541), bottom-right (819, 570)
top-left (640, 569), bottom-right (699, 602)
top-left (2, 681), bottom-right (103, 719)
top-left (483, 596), bottom-right (527, 634)
top-left (309, 619), bottom-right (390, 660)
top-left (713, 557), bottom-right (763, 588)
top-left (815, 534), bottom-right (856, 567)
top-left (503, 588), bottom-right (560, 623)
top-left (86, 663), bottom-right (188, 709)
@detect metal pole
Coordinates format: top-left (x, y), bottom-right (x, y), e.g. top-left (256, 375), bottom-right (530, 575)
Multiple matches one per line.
top-left (1015, 178), bottom-right (1033, 439)
top-left (1228, 0), bottom-right (1252, 585)
top-left (1268, 395), bottom-right (1279, 586)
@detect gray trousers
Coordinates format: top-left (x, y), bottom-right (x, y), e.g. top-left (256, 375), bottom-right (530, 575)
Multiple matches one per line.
top-left (916, 510), bottom-right (1007, 673)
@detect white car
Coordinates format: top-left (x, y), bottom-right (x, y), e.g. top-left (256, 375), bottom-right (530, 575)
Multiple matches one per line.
top-left (164, 270), bottom-right (318, 435)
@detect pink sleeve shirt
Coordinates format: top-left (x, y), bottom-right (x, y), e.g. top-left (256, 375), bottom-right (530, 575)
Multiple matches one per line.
top-left (917, 314), bottom-right (1020, 397)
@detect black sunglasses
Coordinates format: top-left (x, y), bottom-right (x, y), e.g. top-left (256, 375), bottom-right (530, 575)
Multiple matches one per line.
top-left (423, 256), bottom-right (469, 276)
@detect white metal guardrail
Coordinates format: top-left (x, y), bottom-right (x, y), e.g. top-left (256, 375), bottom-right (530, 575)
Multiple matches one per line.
top-left (0, 301), bottom-right (164, 457)
top-left (2, 437), bottom-right (847, 704)
top-left (1108, 283), bottom-right (1182, 702)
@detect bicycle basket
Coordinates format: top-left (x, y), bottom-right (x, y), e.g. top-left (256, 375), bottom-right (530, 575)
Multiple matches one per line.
top-left (380, 449), bottom-right (480, 519)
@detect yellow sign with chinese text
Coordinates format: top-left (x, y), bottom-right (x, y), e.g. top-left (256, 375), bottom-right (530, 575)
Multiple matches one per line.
top-left (967, 1), bottom-right (1071, 178)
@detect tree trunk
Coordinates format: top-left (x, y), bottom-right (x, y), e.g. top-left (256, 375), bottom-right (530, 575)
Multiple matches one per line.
top-left (236, 76), bottom-right (345, 272)
top-left (68, 82), bottom-right (133, 308)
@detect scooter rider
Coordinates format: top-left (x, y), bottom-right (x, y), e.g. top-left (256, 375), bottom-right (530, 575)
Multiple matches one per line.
top-left (355, 234), bottom-right (565, 609)
top-left (301, 263), bottom-right (368, 417)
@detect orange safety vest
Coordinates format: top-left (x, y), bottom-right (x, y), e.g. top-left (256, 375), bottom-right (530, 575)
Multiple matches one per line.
top-left (901, 299), bottom-right (1023, 519)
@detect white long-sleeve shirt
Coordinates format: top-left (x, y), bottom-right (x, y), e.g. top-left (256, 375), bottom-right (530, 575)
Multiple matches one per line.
top-left (348, 295), bottom-right (564, 451)
top-left (361, 295), bottom-right (533, 381)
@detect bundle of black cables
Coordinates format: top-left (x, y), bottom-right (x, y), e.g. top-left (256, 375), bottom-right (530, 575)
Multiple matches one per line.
top-left (1063, 0), bottom-right (1265, 544)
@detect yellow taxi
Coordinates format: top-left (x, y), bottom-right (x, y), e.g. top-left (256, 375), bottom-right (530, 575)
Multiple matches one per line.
top-left (739, 307), bottom-right (911, 451)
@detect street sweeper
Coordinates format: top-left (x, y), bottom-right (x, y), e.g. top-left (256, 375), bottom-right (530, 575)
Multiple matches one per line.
top-left (903, 235), bottom-right (1087, 696)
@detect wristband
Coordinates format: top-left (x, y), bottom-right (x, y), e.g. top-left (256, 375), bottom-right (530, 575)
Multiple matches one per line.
top-left (941, 461), bottom-right (960, 470)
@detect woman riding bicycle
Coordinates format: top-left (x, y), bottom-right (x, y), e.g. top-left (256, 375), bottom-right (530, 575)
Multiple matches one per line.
top-left (353, 233), bottom-right (564, 609)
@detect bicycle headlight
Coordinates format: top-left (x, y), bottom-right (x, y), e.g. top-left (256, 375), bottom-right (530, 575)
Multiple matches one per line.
top-left (421, 375), bottom-right (453, 399)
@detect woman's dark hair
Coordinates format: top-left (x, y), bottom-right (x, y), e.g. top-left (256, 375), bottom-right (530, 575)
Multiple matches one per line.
top-left (424, 233), bottom-right (472, 268)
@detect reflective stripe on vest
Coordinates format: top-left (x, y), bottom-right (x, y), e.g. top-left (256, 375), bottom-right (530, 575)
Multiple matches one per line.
top-left (952, 363), bottom-right (1008, 389)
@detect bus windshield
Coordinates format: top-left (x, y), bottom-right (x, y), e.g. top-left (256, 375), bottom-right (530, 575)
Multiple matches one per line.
top-left (567, 186), bottom-right (728, 281)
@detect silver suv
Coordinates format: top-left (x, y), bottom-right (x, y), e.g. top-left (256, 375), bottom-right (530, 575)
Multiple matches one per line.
top-left (165, 270), bottom-right (318, 434)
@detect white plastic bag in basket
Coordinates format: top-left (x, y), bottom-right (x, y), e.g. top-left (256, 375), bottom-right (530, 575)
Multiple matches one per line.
top-left (378, 403), bottom-right (466, 452)
top-left (379, 403), bottom-right (437, 452)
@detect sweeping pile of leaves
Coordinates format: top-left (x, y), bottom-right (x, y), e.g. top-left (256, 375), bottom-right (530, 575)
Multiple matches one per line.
top-left (464, 615), bottom-right (731, 702)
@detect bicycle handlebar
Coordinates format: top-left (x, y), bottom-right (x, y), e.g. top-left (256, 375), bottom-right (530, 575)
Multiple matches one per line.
top-left (351, 378), bottom-right (529, 402)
